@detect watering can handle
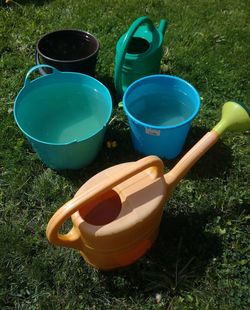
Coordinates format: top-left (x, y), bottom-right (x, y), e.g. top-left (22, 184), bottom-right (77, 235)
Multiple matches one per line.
top-left (24, 64), bottom-right (60, 86)
top-left (114, 16), bottom-right (157, 96)
top-left (46, 155), bottom-right (164, 250)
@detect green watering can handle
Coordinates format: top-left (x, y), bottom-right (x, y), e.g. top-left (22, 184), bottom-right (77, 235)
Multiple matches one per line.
top-left (114, 16), bottom-right (157, 96)
top-left (24, 64), bottom-right (60, 87)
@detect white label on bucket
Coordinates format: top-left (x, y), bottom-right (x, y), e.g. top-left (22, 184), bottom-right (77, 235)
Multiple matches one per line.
top-left (145, 128), bottom-right (161, 136)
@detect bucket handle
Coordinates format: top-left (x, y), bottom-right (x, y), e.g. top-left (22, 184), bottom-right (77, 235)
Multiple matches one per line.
top-left (114, 16), bottom-right (157, 96)
top-left (35, 51), bottom-right (50, 76)
top-left (46, 155), bottom-right (164, 250)
top-left (24, 65), bottom-right (60, 87)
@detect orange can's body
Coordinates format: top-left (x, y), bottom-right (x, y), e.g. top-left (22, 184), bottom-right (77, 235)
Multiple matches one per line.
top-left (72, 162), bottom-right (166, 270)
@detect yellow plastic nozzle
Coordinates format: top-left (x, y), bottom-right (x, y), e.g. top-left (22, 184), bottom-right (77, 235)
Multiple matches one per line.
top-left (213, 101), bottom-right (250, 136)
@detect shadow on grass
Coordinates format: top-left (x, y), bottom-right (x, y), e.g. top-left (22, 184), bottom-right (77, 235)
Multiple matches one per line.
top-left (0, 0), bottom-right (53, 7)
top-left (59, 114), bottom-right (142, 188)
top-left (96, 73), bottom-right (121, 107)
top-left (98, 211), bottom-right (222, 297)
top-left (232, 203), bottom-right (250, 216)
top-left (59, 124), bottom-right (233, 189)
top-left (14, 0), bottom-right (54, 5)
top-left (163, 125), bottom-right (233, 179)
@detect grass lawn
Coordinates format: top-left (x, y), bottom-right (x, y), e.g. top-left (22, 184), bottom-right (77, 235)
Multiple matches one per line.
top-left (0, 0), bottom-right (249, 309)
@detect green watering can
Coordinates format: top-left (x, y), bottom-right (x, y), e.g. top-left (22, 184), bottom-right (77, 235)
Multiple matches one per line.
top-left (114, 16), bottom-right (168, 96)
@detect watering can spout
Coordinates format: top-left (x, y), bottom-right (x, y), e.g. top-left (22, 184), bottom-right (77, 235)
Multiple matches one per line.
top-left (158, 19), bottom-right (168, 36)
top-left (164, 101), bottom-right (250, 192)
top-left (213, 101), bottom-right (250, 136)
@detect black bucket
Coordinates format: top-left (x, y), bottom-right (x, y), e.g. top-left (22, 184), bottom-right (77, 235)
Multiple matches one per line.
top-left (35, 29), bottom-right (99, 76)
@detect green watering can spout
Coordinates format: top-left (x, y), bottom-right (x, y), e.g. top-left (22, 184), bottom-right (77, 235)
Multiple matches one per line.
top-left (213, 101), bottom-right (250, 136)
top-left (158, 19), bottom-right (168, 36)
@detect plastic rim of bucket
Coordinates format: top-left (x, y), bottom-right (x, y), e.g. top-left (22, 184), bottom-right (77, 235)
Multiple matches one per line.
top-left (36, 29), bottom-right (100, 63)
top-left (122, 74), bottom-right (200, 130)
top-left (14, 65), bottom-right (113, 146)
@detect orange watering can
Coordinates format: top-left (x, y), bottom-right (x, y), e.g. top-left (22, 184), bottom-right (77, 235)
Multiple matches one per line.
top-left (46, 102), bottom-right (250, 270)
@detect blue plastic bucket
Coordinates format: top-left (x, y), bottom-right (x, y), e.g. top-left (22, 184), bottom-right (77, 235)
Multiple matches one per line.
top-left (14, 65), bottom-right (112, 170)
top-left (123, 74), bottom-right (200, 159)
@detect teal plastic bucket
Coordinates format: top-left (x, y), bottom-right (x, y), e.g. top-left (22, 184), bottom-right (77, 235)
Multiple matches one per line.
top-left (123, 74), bottom-right (200, 159)
top-left (14, 65), bottom-right (112, 170)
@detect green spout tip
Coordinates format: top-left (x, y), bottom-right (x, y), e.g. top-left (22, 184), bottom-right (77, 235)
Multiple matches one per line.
top-left (213, 101), bottom-right (250, 136)
top-left (158, 19), bottom-right (168, 35)
top-left (238, 101), bottom-right (250, 116)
